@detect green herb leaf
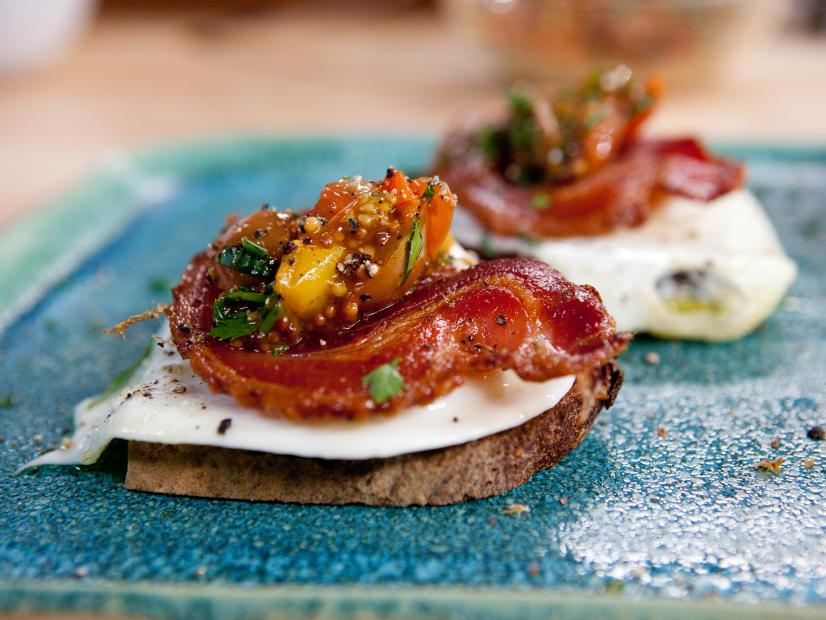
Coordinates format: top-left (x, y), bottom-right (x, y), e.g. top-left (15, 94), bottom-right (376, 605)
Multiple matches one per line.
top-left (362, 358), bottom-right (405, 404)
top-left (506, 89), bottom-right (538, 156)
top-left (241, 237), bottom-right (268, 257)
top-left (210, 291), bottom-right (260, 340)
top-left (209, 312), bottom-right (259, 340)
top-left (211, 289), bottom-right (282, 340)
top-left (422, 184), bottom-right (435, 199)
top-left (212, 294), bottom-right (233, 323)
top-left (271, 344), bottom-right (289, 357)
top-left (507, 90), bottom-right (532, 115)
top-left (402, 219), bottom-right (424, 282)
top-left (257, 302), bottom-right (283, 334)
top-left (477, 126), bottom-right (502, 159)
top-left (508, 116), bottom-right (537, 152)
top-left (217, 244), bottom-right (276, 278)
top-left (530, 193), bottom-right (552, 210)
top-left (224, 289), bottom-right (267, 304)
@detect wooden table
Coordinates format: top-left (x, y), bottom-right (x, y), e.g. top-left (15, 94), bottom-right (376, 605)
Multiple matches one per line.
top-left (1, 8), bottom-right (825, 227)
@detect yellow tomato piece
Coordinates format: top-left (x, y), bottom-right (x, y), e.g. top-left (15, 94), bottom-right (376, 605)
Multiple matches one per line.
top-left (276, 245), bottom-right (346, 319)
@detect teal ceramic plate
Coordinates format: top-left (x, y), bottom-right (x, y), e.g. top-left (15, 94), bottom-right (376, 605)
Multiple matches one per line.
top-left (0, 137), bottom-right (824, 619)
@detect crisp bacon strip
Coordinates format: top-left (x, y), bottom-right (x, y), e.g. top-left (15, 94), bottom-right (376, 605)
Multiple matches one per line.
top-left (169, 252), bottom-right (629, 420)
top-left (436, 136), bottom-right (744, 238)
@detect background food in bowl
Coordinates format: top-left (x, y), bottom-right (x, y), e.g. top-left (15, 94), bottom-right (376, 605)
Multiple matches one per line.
top-left (441, 0), bottom-right (784, 88)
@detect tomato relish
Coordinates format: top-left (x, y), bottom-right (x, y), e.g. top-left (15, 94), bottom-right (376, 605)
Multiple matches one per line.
top-left (434, 66), bottom-right (742, 239)
top-left (469, 66), bottom-right (661, 187)
top-left (206, 168), bottom-right (455, 352)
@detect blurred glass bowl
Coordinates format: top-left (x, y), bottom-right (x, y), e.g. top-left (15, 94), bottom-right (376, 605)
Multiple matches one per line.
top-left (0, 0), bottom-right (96, 74)
top-left (441, 0), bottom-right (782, 87)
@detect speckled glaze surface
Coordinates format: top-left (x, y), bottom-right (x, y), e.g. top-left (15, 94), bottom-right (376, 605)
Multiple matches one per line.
top-left (0, 138), bottom-right (824, 619)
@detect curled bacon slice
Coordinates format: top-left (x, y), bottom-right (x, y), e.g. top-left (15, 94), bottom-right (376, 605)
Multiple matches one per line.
top-left (436, 135), bottom-right (744, 238)
top-left (169, 251), bottom-right (629, 420)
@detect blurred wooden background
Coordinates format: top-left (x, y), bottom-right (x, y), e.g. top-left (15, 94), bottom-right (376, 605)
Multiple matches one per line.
top-left (1, 1), bottom-right (825, 226)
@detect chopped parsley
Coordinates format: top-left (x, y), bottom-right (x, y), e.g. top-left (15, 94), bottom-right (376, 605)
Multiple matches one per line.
top-left (240, 237), bottom-right (268, 257)
top-left (224, 289), bottom-right (267, 304)
top-left (209, 288), bottom-right (283, 341)
top-left (271, 344), bottom-right (289, 357)
top-left (480, 69), bottom-right (657, 185)
top-left (362, 358), bottom-right (405, 404)
top-left (208, 312), bottom-right (259, 341)
top-left (507, 90), bottom-right (532, 115)
top-left (217, 239), bottom-right (277, 278)
top-left (402, 219), bottom-right (423, 282)
top-left (531, 193), bottom-right (552, 210)
top-left (257, 301), bottom-right (283, 334)
top-left (506, 89), bottom-right (538, 158)
top-left (422, 183), bottom-right (435, 199)
top-left (477, 126), bottom-right (503, 159)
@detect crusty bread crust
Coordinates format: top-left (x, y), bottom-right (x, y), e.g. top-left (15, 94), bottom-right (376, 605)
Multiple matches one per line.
top-left (125, 362), bottom-right (622, 506)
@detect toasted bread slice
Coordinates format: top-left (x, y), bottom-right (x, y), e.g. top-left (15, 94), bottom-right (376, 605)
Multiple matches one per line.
top-left (125, 362), bottom-right (622, 506)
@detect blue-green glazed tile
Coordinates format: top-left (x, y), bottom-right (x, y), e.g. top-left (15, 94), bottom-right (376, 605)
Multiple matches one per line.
top-left (0, 137), bottom-right (823, 619)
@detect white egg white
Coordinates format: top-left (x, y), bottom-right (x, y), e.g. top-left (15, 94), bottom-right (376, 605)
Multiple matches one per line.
top-left (454, 189), bottom-right (797, 341)
top-left (26, 338), bottom-right (575, 466)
